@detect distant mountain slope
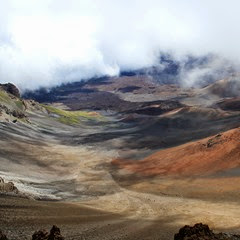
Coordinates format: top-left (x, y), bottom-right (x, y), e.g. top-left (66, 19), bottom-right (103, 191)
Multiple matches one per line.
top-left (112, 127), bottom-right (240, 201)
top-left (23, 53), bottom-right (235, 107)
top-left (113, 127), bottom-right (240, 177)
top-left (201, 75), bottom-right (240, 98)
top-left (24, 75), bottom-right (186, 113)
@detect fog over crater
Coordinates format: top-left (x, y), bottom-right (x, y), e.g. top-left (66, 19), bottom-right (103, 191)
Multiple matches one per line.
top-left (1, 0), bottom-right (240, 91)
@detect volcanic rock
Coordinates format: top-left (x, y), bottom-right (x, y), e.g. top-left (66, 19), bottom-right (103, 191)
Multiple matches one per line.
top-left (32, 229), bottom-right (49, 240)
top-left (0, 177), bottom-right (18, 194)
top-left (0, 230), bottom-right (8, 240)
top-left (0, 83), bottom-right (20, 98)
top-left (174, 223), bottom-right (240, 240)
top-left (32, 226), bottom-right (64, 240)
top-left (48, 225), bottom-right (64, 240)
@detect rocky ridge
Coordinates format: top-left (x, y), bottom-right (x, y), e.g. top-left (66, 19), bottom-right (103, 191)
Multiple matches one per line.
top-left (0, 83), bottom-right (48, 123)
top-left (0, 83), bottom-right (21, 98)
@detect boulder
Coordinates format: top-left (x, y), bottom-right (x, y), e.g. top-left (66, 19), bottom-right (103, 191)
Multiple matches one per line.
top-left (174, 223), bottom-right (214, 240)
top-left (32, 229), bottom-right (49, 240)
top-left (48, 225), bottom-right (64, 240)
top-left (32, 226), bottom-right (64, 240)
top-left (174, 223), bottom-right (240, 240)
top-left (0, 177), bottom-right (19, 194)
top-left (5, 182), bottom-right (18, 193)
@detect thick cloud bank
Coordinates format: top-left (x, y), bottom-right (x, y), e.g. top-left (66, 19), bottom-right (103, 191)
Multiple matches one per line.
top-left (0, 0), bottom-right (240, 91)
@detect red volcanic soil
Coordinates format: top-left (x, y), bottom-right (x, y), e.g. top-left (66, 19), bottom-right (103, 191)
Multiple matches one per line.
top-left (113, 128), bottom-right (240, 177)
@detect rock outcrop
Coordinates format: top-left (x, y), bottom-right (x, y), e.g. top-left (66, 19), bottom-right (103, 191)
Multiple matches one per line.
top-left (0, 83), bottom-right (20, 98)
top-left (32, 226), bottom-right (64, 240)
top-left (0, 226), bottom-right (64, 240)
top-left (48, 225), bottom-right (64, 240)
top-left (0, 104), bottom-right (26, 120)
top-left (0, 177), bottom-right (18, 194)
top-left (175, 223), bottom-right (240, 240)
top-left (32, 229), bottom-right (49, 240)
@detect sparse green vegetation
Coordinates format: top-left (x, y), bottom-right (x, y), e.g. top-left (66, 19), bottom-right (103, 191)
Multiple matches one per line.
top-left (0, 90), bottom-right (11, 103)
top-left (0, 90), bottom-right (24, 110)
top-left (14, 100), bottom-right (24, 110)
top-left (0, 90), bottom-right (27, 123)
top-left (42, 104), bottom-right (104, 125)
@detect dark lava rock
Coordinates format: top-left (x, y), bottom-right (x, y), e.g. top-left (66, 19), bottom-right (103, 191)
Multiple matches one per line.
top-left (0, 83), bottom-right (20, 98)
top-left (0, 230), bottom-right (8, 240)
top-left (48, 225), bottom-right (64, 240)
top-left (32, 226), bottom-right (64, 240)
top-left (174, 223), bottom-right (240, 240)
top-left (32, 229), bottom-right (49, 240)
top-left (174, 223), bottom-right (214, 239)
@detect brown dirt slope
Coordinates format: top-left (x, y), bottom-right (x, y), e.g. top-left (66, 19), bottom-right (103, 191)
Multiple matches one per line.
top-left (113, 128), bottom-right (240, 177)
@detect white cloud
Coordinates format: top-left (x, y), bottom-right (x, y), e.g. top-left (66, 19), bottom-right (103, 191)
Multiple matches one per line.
top-left (0, 0), bottom-right (240, 91)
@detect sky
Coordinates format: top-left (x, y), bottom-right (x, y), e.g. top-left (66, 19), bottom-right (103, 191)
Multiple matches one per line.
top-left (0, 0), bottom-right (240, 91)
